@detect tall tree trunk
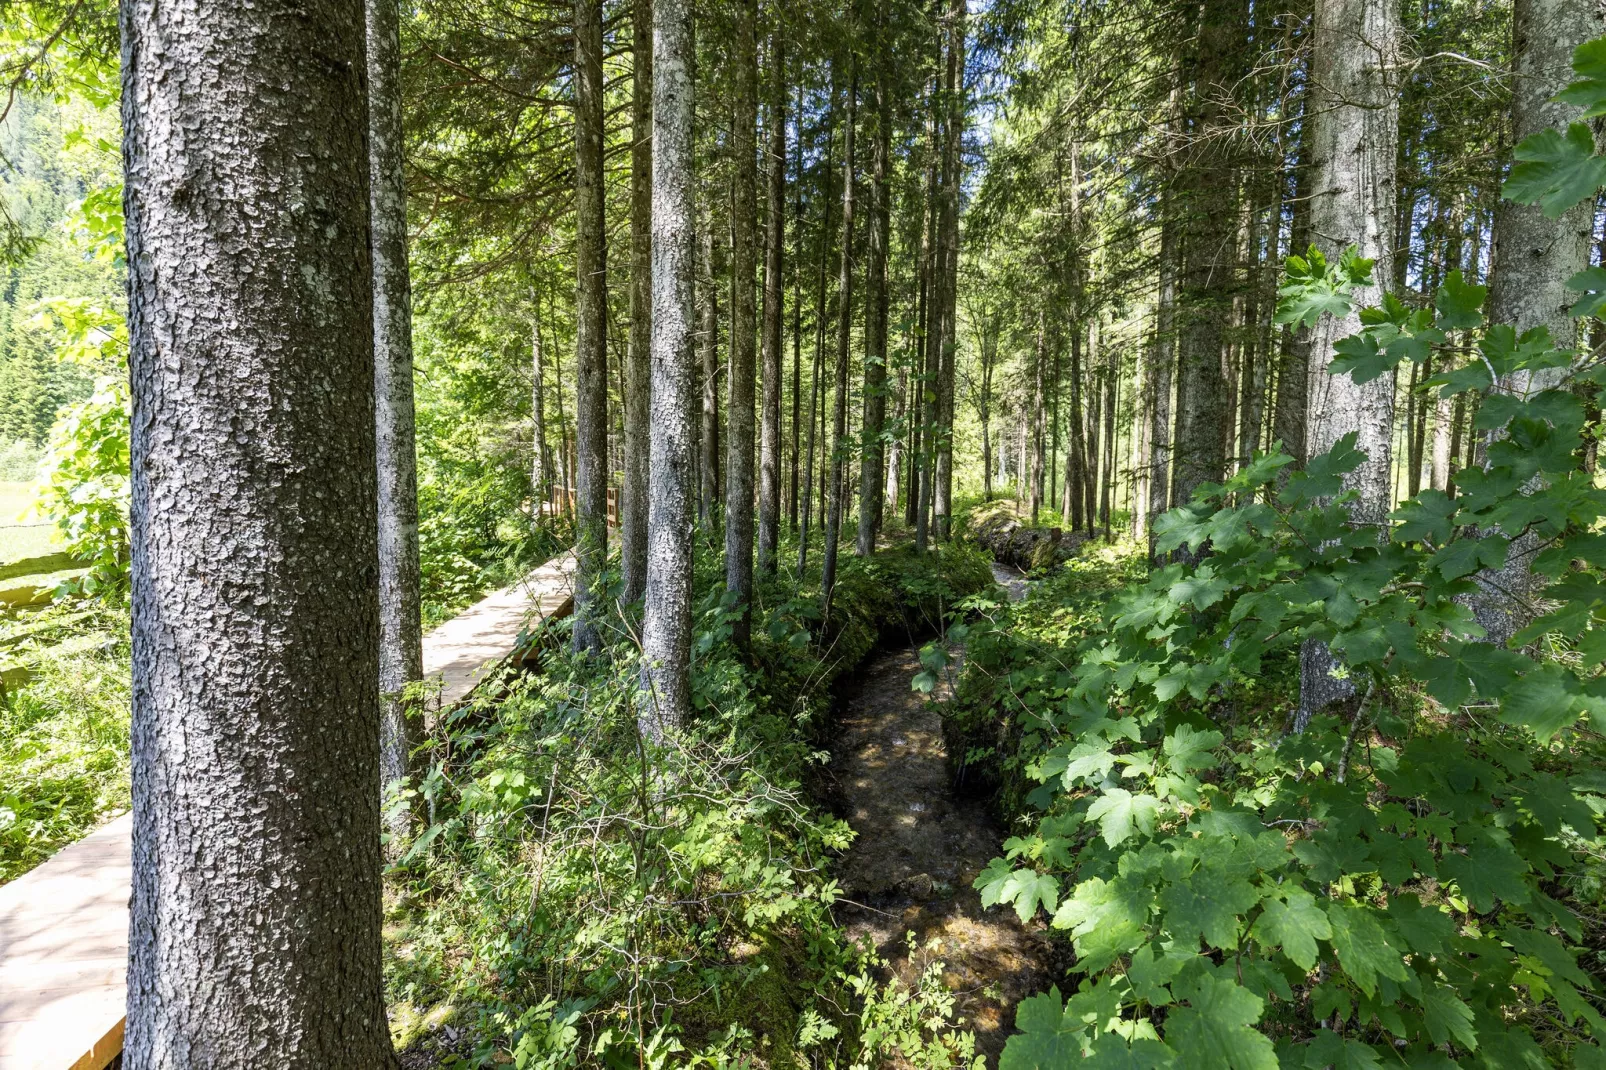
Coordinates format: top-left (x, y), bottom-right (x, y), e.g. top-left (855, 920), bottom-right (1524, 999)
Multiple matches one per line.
top-left (1064, 318), bottom-right (1086, 530)
top-left (822, 65), bottom-right (857, 608)
top-left (700, 220), bottom-right (722, 527)
top-left (856, 30), bottom-right (891, 557)
top-left (573, 0), bottom-right (610, 653)
top-left (789, 82), bottom-right (805, 533)
top-left (933, 0), bottom-right (965, 541)
top-left (1102, 346), bottom-right (1117, 537)
top-left (123, 1), bottom-right (397, 1062)
top-left (1470, 0), bottom-right (1604, 646)
top-left (622, 0), bottom-right (653, 604)
top-left (724, 0), bottom-right (759, 649)
top-left (798, 76), bottom-right (837, 576)
top-left (532, 309), bottom-right (552, 525)
top-left (758, 33), bottom-right (786, 576)
top-left (912, 91), bottom-right (937, 545)
top-left (1296, 0), bottom-right (1400, 728)
top-left (368, 0), bottom-right (423, 845)
top-left (640, 0), bottom-right (695, 735)
top-left (1273, 81), bottom-right (1313, 467)
top-left (1085, 324), bottom-right (1102, 536)
top-left (1029, 313), bottom-right (1045, 521)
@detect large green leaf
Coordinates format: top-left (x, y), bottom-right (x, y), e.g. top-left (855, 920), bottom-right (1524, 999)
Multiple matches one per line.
top-left (1325, 901), bottom-right (1409, 998)
top-left (1001, 988), bottom-right (1085, 1069)
top-left (1567, 266), bottom-right (1606, 320)
top-left (1160, 869), bottom-right (1259, 950)
top-left (1420, 985), bottom-right (1478, 1050)
top-left (1163, 974), bottom-right (1277, 1070)
top-left (1556, 37), bottom-right (1606, 118)
top-left (1088, 788), bottom-right (1162, 848)
top-left (1439, 838), bottom-right (1530, 913)
top-left (1503, 123), bottom-right (1606, 219)
top-left (1255, 888), bottom-right (1331, 971)
top-left (1082, 1034), bottom-right (1176, 1069)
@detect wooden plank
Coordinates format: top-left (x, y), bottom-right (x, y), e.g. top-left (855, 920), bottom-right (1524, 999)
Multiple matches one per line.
top-left (0, 551), bottom-right (577, 1070)
top-left (421, 551), bottom-right (576, 708)
top-left (0, 813), bottom-right (130, 1070)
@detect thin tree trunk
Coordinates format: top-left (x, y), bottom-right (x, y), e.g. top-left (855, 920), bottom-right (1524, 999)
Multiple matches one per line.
top-left (758, 32), bottom-right (786, 577)
top-left (622, 0), bottom-right (653, 604)
top-left (1029, 313), bottom-right (1045, 522)
top-left (368, 0), bottom-right (423, 846)
top-left (912, 91), bottom-right (937, 544)
top-left (573, 0), bottom-right (610, 653)
top-left (532, 308), bottom-right (552, 524)
top-left (932, 0), bottom-right (966, 540)
top-left (724, 0), bottom-right (759, 649)
top-left (822, 64), bottom-right (857, 608)
top-left (789, 81), bottom-right (805, 533)
top-left (700, 220), bottom-right (722, 527)
top-left (640, 0), bottom-right (695, 735)
top-left (856, 26), bottom-right (891, 558)
top-left (1102, 346), bottom-right (1116, 537)
top-left (798, 76), bottom-right (837, 576)
top-left (123, 1), bottom-right (397, 1061)
top-left (1296, 0), bottom-right (1400, 728)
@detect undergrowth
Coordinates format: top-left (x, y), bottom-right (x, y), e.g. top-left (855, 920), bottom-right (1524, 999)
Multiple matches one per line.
top-left (385, 534), bottom-right (994, 1068)
top-left (947, 245), bottom-right (1606, 1067)
top-left (0, 600), bottom-right (130, 883)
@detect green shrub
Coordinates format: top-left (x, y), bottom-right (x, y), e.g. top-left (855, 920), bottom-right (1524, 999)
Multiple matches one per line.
top-left (386, 534), bottom-right (993, 1068)
top-left (954, 256), bottom-right (1606, 1067)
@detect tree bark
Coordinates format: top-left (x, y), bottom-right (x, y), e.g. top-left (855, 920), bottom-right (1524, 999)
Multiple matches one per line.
top-left (622, 0), bottom-right (654, 605)
top-left (573, 0), bottom-right (610, 653)
top-left (856, 33), bottom-right (891, 558)
top-left (798, 75), bottom-right (837, 576)
top-left (724, 0), bottom-right (759, 648)
top-left (790, 80), bottom-right (806, 533)
top-left (759, 32), bottom-right (786, 577)
top-left (1296, 0), bottom-right (1400, 728)
top-left (122, 1), bottom-right (397, 1062)
top-left (932, 0), bottom-right (965, 541)
top-left (532, 309), bottom-right (553, 524)
top-left (1147, 214), bottom-right (1177, 547)
top-left (822, 65), bottom-right (857, 608)
top-left (699, 219), bottom-right (722, 527)
top-left (367, 0), bottom-right (424, 847)
top-left (1170, 0), bottom-right (1242, 512)
top-left (1469, 0), bottom-right (1604, 647)
top-left (640, 0), bottom-right (695, 735)
top-left (1029, 313), bottom-right (1045, 522)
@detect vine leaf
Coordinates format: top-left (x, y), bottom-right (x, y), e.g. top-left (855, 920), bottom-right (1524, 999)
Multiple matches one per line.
top-left (1164, 973), bottom-right (1277, 1070)
top-left (1503, 123), bottom-right (1606, 219)
top-left (1087, 788), bottom-right (1161, 848)
top-left (1255, 889), bottom-right (1331, 971)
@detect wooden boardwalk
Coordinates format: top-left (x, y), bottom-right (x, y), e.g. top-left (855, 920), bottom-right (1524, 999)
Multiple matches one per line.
top-left (0, 552), bottom-right (576, 1070)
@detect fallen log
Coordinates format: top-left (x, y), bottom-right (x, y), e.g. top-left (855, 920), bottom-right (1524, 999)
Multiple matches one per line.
top-left (971, 508), bottom-right (1084, 571)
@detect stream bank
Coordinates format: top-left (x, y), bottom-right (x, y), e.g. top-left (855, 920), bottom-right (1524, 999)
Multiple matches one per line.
top-left (827, 563), bottom-right (1055, 1063)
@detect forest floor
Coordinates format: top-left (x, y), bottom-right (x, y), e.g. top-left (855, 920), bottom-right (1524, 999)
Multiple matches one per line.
top-left (827, 564), bottom-right (1058, 1063)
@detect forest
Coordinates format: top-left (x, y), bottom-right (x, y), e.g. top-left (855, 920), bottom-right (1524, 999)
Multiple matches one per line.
top-left (2, 0), bottom-right (1606, 1066)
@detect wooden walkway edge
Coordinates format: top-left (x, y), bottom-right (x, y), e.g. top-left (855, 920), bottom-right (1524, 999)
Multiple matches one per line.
top-left (0, 551), bottom-right (576, 1070)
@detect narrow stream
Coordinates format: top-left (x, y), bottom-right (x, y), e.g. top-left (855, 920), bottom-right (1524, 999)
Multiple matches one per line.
top-left (829, 565), bottom-right (1051, 1063)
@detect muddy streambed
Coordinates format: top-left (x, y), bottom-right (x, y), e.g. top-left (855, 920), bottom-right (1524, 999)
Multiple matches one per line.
top-left (828, 564), bottom-right (1055, 1063)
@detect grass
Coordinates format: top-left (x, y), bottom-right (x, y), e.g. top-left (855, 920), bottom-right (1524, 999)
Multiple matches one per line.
top-left (0, 480), bottom-right (60, 564)
top-left (0, 601), bottom-right (130, 885)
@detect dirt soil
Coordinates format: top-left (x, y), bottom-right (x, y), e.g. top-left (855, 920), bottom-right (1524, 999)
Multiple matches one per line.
top-left (828, 632), bottom-right (1059, 1065)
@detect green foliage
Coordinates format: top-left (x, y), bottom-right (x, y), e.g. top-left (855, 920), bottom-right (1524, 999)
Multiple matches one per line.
top-left (955, 263), bottom-right (1606, 1065)
top-left (0, 602), bottom-right (129, 882)
top-left (1273, 245), bottom-right (1374, 329)
top-left (1503, 35), bottom-right (1606, 218)
top-left (387, 536), bottom-right (991, 1067)
top-left (29, 295), bottom-right (128, 594)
